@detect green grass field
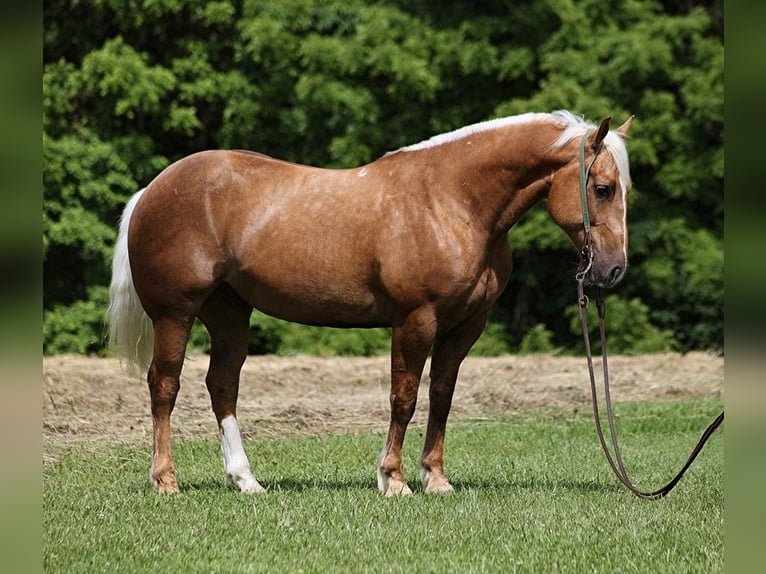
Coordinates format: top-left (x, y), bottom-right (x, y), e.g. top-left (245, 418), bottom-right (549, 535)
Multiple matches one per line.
top-left (44, 398), bottom-right (723, 573)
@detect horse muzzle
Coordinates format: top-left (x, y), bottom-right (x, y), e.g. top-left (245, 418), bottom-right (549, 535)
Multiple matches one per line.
top-left (588, 260), bottom-right (627, 288)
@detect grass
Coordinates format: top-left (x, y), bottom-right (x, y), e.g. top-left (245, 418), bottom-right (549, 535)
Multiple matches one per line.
top-left (44, 398), bottom-right (723, 573)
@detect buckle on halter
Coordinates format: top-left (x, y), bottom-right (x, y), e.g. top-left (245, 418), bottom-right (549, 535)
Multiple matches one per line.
top-left (576, 225), bottom-right (594, 282)
top-left (576, 243), bottom-right (593, 282)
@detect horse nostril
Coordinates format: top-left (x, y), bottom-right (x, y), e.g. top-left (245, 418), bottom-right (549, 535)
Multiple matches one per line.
top-left (607, 266), bottom-right (623, 285)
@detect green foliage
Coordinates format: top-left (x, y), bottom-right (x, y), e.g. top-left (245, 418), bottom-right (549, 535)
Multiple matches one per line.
top-left (275, 324), bottom-right (391, 357)
top-left (188, 312), bottom-right (390, 357)
top-left (245, 312), bottom-right (392, 357)
top-left (628, 219), bottom-right (723, 352)
top-left (519, 323), bottom-right (558, 355)
top-left (44, 398), bottom-right (723, 573)
top-left (187, 311), bottom-right (512, 357)
top-left (43, 0), bottom-right (723, 356)
top-left (467, 320), bottom-right (512, 357)
top-left (43, 130), bottom-right (136, 308)
top-left (43, 286), bottom-right (110, 355)
top-left (567, 294), bottom-right (678, 355)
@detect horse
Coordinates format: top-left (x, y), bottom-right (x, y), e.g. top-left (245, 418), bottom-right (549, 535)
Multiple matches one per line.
top-left (108, 110), bottom-right (633, 495)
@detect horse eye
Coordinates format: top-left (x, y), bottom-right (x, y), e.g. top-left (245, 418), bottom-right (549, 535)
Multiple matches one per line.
top-left (594, 184), bottom-right (613, 200)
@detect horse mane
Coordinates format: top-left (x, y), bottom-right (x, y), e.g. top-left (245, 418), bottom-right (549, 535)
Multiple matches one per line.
top-left (387, 112), bottom-right (548, 155)
top-left (385, 109), bottom-right (631, 189)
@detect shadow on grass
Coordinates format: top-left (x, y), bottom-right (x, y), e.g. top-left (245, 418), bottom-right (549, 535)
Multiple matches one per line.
top-left (166, 475), bottom-right (622, 495)
top-left (266, 478), bottom-right (375, 492)
top-left (163, 477), bottom-right (375, 494)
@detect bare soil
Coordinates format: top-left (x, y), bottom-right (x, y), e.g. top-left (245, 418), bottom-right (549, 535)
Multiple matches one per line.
top-left (43, 352), bottom-right (723, 459)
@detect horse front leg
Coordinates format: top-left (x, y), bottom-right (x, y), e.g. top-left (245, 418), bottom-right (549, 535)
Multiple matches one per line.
top-left (378, 308), bottom-right (437, 496)
top-left (421, 312), bottom-right (488, 494)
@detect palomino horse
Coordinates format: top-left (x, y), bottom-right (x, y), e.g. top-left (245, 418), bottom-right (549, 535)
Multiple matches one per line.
top-left (108, 110), bottom-right (633, 495)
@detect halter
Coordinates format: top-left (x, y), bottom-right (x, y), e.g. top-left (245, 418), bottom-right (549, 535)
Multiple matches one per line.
top-left (578, 129), bottom-right (601, 235)
top-left (575, 130), bottom-right (602, 284)
top-left (574, 131), bottom-right (723, 499)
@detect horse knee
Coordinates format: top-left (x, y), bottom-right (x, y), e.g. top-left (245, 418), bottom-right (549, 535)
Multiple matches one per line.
top-left (147, 364), bottom-right (181, 404)
top-left (389, 392), bottom-right (418, 424)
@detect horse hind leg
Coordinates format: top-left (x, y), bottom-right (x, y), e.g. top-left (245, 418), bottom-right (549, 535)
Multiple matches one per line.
top-left (147, 315), bottom-right (194, 493)
top-left (198, 284), bottom-right (264, 494)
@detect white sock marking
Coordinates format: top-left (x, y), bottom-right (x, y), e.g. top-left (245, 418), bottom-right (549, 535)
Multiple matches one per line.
top-left (220, 416), bottom-right (265, 493)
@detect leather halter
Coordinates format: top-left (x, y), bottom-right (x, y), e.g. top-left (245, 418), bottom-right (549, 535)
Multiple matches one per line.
top-left (575, 131), bottom-right (724, 499)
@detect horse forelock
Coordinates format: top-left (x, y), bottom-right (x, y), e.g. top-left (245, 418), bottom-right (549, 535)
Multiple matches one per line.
top-left (548, 110), bottom-right (631, 192)
top-left (603, 134), bottom-right (631, 193)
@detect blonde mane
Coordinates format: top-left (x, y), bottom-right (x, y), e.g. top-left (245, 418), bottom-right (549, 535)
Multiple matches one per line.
top-left (388, 109), bottom-right (631, 190)
top-left (390, 112), bottom-right (549, 154)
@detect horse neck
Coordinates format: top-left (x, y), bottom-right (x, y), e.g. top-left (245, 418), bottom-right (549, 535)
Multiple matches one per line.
top-left (431, 122), bottom-right (573, 236)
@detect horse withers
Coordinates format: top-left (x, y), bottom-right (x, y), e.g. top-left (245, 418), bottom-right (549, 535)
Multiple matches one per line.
top-left (108, 110), bottom-right (633, 495)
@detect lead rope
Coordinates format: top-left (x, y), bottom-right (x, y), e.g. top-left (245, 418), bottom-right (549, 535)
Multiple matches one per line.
top-left (576, 132), bottom-right (724, 498)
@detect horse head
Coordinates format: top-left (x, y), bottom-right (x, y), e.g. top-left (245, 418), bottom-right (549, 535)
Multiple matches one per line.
top-left (547, 115), bottom-right (634, 288)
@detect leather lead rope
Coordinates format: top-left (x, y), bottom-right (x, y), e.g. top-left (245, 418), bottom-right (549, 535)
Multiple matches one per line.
top-left (575, 131), bottom-right (723, 498)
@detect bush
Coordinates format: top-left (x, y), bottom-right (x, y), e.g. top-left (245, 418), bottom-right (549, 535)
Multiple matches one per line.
top-left (518, 323), bottom-right (558, 355)
top-left (468, 320), bottom-right (512, 357)
top-left (187, 311), bottom-right (390, 357)
top-left (189, 313), bottom-right (513, 358)
top-left (567, 294), bottom-right (678, 355)
top-left (43, 286), bottom-right (110, 355)
top-left (629, 219), bottom-right (723, 353)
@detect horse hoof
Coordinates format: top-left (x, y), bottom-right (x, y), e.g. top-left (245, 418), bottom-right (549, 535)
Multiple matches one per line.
top-left (421, 469), bottom-right (454, 494)
top-left (425, 479), bottom-right (454, 494)
top-left (152, 476), bottom-right (180, 494)
top-left (239, 481), bottom-right (267, 494)
top-left (384, 479), bottom-right (413, 497)
top-left (231, 473), bottom-right (267, 494)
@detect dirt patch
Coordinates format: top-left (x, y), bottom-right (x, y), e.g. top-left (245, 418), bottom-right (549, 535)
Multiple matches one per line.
top-left (43, 352), bottom-right (723, 458)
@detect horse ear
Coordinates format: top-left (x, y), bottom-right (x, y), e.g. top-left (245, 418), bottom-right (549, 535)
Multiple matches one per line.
top-left (615, 115), bottom-right (635, 137)
top-left (592, 117), bottom-right (611, 149)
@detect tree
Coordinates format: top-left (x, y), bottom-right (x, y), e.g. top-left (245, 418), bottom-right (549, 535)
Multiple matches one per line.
top-left (43, 0), bottom-right (723, 355)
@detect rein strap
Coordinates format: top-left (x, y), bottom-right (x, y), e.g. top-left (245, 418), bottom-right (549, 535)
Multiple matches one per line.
top-left (575, 132), bottom-right (723, 499)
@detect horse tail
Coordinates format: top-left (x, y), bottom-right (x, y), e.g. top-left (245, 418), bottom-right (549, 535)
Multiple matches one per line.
top-left (108, 188), bottom-right (153, 375)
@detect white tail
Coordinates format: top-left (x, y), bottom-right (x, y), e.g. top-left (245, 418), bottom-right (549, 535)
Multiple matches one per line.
top-left (108, 189), bottom-right (153, 374)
